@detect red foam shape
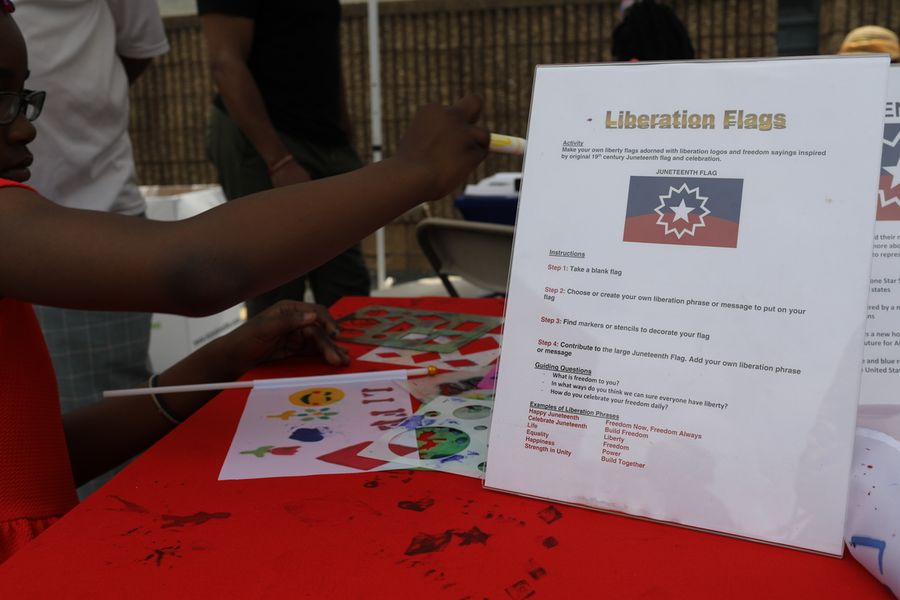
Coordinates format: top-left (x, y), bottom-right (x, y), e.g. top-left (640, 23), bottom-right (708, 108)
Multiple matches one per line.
top-left (446, 359), bottom-right (477, 367)
top-left (316, 442), bottom-right (389, 471)
top-left (411, 351), bottom-right (441, 364)
top-left (458, 336), bottom-right (500, 355)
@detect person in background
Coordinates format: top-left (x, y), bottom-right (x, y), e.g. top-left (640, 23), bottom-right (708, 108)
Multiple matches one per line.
top-left (14, 0), bottom-right (169, 496)
top-left (612, 0), bottom-right (695, 62)
top-left (838, 25), bottom-right (900, 62)
top-left (0, 1), bottom-right (487, 563)
top-left (199, 0), bottom-right (371, 315)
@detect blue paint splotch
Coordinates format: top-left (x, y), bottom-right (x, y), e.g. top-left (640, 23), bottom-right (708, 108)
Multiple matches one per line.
top-left (400, 415), bottom-right (436, 430)
top-left (850, 535), bottom-right (887, 575)
top-left (290, 427), bottom-right (324, 442)
top-left (438, 454), bottom-right (466, 464)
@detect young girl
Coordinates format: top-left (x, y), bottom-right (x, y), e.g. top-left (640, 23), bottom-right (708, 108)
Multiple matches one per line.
top-left (0, 1), bottom-right (489, 562)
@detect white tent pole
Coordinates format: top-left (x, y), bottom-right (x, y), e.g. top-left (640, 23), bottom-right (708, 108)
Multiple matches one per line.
top-left (367, 0), bottom-right (387, 289)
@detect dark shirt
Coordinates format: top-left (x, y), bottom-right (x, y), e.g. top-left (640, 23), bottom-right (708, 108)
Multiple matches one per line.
top-left (198, 0), bottom-right (347, 145)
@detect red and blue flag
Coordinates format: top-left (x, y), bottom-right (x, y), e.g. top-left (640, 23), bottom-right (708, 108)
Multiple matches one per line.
top-left (877, 123), bottom-right (900, 221)
top-left (622, 176), bottom-right (743, 248)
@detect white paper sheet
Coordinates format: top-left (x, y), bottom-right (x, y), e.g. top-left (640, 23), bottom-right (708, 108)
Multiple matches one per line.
top-left (219, 373), bottom-right (413, 480)
top-left (485, 56), bottom-right (889, 555)
top-left (861, 65), bottom-right (900, 406)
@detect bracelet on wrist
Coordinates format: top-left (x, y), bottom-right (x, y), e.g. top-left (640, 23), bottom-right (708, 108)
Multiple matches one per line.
top-left (149, 373), bottom-right (183, 426)
top-left (267, 153), bottom-right (295, 177)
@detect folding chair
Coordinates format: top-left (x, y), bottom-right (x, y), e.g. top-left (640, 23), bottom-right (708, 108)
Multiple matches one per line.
top-left (415, 217), bottom-right (515, 297)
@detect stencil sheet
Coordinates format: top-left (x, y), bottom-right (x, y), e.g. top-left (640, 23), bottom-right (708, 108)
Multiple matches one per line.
top-left (360, 392), bottom-right (495, 479)
top-left (337, 305), bottom-right (502, 353)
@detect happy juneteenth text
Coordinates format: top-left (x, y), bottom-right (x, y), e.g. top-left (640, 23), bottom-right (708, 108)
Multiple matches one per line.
top-left (605, 110), bottom-right (786, 131)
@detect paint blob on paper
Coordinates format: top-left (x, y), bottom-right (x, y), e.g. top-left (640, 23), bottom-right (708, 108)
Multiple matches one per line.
top-left (289, 428), bottom-right (325, 442)
top-left (289, 387), bottom-right (345, 406)
top-left (415, 427), bottom-right (470, 459)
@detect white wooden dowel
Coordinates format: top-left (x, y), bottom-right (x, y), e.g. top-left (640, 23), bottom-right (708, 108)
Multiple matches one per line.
top-left (103, 368), bottom-right (430, 398)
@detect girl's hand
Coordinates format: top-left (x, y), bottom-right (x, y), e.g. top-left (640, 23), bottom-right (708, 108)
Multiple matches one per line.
top-left (218, 299), bottom-right (350, 371)
top-left (394, 94), bottom-right (490, 200)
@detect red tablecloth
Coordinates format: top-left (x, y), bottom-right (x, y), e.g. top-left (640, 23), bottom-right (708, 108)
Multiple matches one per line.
top-left (0, 297), bottom-right (891, 598)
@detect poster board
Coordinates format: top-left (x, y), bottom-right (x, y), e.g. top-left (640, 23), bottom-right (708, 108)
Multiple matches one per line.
top-left (485, 56), bottom-right (889, 555)
top-left (862, 65), bottom-right (900, 406)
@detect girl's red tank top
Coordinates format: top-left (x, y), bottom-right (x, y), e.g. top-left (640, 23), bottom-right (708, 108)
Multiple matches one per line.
top-left (0, 179), bottom-right (78, 564)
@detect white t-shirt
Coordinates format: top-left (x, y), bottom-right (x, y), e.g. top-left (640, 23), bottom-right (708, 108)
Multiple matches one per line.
top-left (15, 0), bottom-right (169, 215)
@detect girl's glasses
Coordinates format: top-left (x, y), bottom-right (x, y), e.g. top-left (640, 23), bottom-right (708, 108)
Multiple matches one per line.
top-left (0, 89), bottom-right (45, 126)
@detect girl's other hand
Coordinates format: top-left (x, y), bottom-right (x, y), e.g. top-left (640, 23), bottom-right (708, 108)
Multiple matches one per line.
top-left (217, 299), bottom-right (350, 372)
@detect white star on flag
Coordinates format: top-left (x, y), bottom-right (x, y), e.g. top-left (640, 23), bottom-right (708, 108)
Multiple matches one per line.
top-left (880, 189), bottom-right (900, 209)
top-left (884, 131), bottom-right (900, 149)
top-left (670, 199), bottom-right (695, 222)
top-left (654, 183), bottom-right (711, 238)
top-left (884, 156), bottom-right (900, 191)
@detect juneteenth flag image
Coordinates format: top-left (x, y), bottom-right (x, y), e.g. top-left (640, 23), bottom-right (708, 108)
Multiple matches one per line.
top-left (622, 176), bottom-right (744, 248)
top-left (877, 123), bottom-right (900, 221)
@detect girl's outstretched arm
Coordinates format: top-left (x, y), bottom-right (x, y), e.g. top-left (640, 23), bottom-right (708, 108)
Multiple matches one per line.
top-left (0, 95), bottom-right (488, 315)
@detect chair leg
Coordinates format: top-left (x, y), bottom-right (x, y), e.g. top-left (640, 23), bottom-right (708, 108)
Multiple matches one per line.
top-left (438, 273), bottom-right (459, 297)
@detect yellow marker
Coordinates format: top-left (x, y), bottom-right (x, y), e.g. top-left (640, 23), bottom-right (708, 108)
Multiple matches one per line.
top-left (489, 133), bottom-right (526, 156)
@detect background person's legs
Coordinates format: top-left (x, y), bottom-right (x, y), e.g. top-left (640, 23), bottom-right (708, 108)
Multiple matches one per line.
top-left (34, 307), bottom-right (152, 498)
top-left (208, 106), bottom-right (369, 313)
